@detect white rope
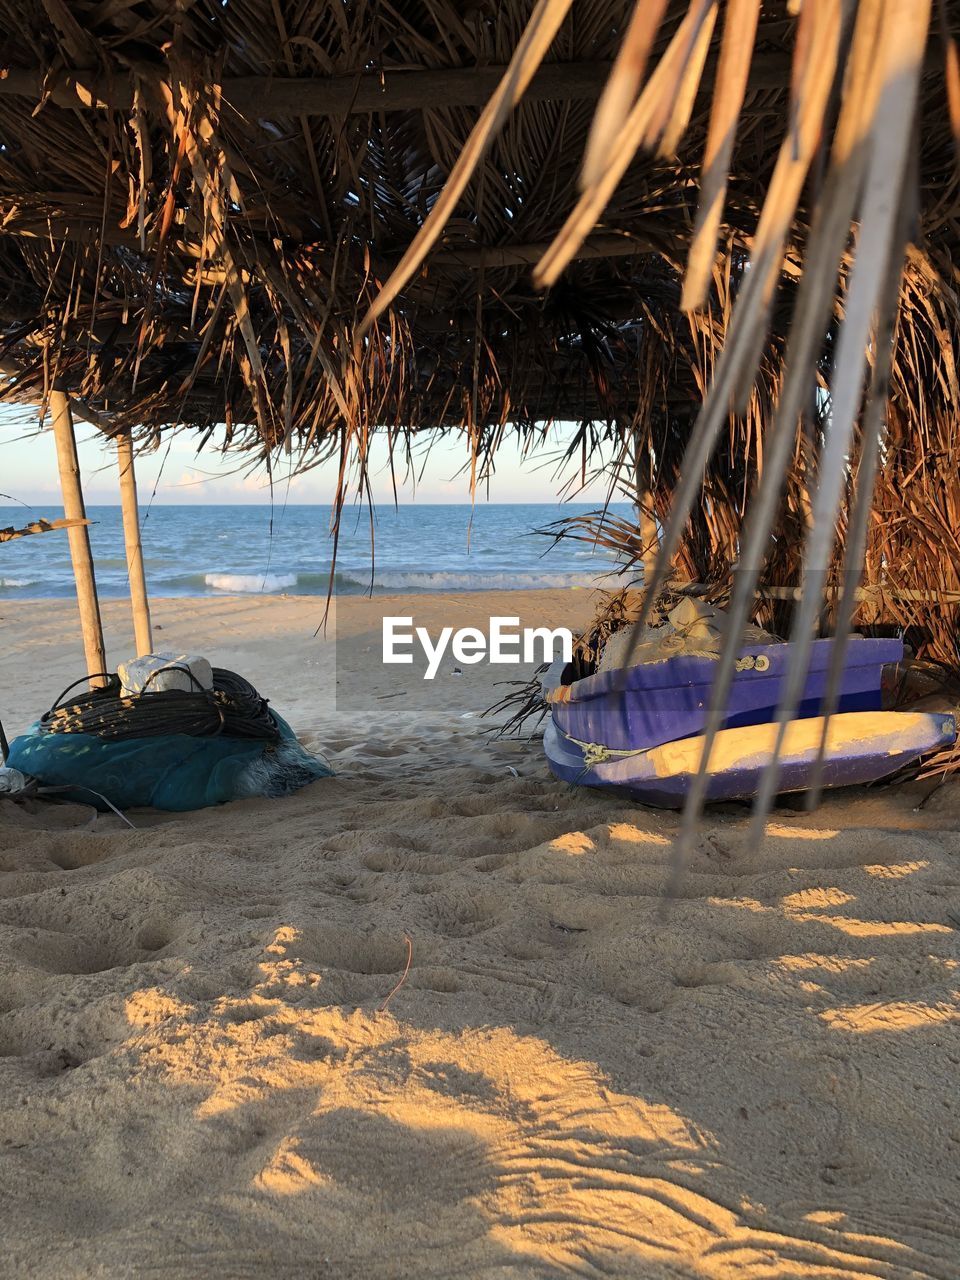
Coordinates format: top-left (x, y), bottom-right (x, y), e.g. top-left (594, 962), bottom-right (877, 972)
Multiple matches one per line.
top-left (559, 728), bottom-right (650, 768)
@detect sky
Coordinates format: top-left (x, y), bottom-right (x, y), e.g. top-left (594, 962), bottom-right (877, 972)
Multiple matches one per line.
top-left (0, 405), bottom-right (620, 508)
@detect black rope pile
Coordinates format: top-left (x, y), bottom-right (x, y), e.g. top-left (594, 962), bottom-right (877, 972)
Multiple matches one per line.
top-left (40, 666), bottom-right (280, 744)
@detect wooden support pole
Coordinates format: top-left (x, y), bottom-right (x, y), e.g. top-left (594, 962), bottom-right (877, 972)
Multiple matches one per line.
top-left (0, 61), bottom-right (615, 115)
top-left (429, 232), bottom-right (661, 268)
top-left (49, 388), bottom-right (107, 686)
top-left (635, 442), bottom-right (660, 582)
top-left (664, 580), bottom-right (960, 606)
top-left (116, 430), bottom-right (153, 657)
top-left (0, 52), bottom-right (808, 117)
top-left (640, 498), bottom-right (660, 580)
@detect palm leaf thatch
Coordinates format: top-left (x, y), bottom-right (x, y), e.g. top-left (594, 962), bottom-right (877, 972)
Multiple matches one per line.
top-left (0, 0), bottom-right (728, 463)
top-left (0, 4), bottom-right (946, 456)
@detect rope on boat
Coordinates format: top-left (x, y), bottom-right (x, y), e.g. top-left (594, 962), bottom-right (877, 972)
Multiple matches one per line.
top-left (558, 729), bottom-right (650, 768)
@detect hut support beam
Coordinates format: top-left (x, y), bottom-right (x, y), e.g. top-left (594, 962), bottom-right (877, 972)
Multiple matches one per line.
top-left (0, 52), bottom-right (803, 117)
top-left (50, 389), bottom-right (107, 686)
top-left (116, 430), bottom-right (153, 658)
top-left (635, 442), bottom-right (660, 580)
top-left (640, 500), bottom-right (660, 579)
top-left (0, 62), bottom-right (614, 115)
top-left (429, 233), bottom-right (661, 268)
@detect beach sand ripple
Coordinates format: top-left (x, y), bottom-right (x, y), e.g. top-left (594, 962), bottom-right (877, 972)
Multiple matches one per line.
top-left (0, 594), bottom-right (958, 1278)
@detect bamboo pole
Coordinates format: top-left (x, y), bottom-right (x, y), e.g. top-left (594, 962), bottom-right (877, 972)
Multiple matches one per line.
top-left (635, 442), bottom-right (660, 581)
top-left (0, 61), bottom-right (616, 115)
top-left (640, 498), bottom-right (659, 580)
top-left (0, 52), bottom-right (819, 118)
top-left (49, 388), bottom-right (107, 686)
top-left (116, 430), bottom-right (153, 657)
top-left (673, 581), bottom-right (960, 605)
top-left (0, 516), bottom-right (89, 543)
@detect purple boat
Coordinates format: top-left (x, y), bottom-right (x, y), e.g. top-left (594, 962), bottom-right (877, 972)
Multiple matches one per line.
top-left (544, 712), bottom-right (956, 808)
top-left (545, 637), bottom-right (904, 754)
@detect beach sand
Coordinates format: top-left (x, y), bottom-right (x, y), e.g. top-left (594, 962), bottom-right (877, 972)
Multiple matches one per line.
top-left (1, 590), bottom-right (959, 1278)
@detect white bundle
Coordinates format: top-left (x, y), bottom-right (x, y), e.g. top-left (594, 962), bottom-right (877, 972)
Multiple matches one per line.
top-left (599, 598), bottom-right (776, 672)
top-left (118, 652), bottom-right (214, 696)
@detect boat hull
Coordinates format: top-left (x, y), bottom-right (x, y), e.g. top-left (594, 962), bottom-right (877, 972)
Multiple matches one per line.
top-left (543, 711), bottom-right (955, 808)
top-left (549, 637), bottom-right (904, 754)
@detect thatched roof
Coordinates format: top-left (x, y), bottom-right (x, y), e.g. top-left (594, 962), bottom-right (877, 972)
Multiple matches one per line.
top-left (1, 4), bottom-right (956, 547)
top-left (0, 1), bottom-right (900, 459)
top-left (5, 1), bottom-right (960, 822)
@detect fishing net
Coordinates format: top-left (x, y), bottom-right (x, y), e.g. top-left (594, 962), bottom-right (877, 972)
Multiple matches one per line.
top-left (6, 668), bottom-right (332, 812)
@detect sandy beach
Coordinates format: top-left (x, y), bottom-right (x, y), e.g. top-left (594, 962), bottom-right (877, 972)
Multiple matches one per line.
top-left (1, 589), bottom-right (959, 1278)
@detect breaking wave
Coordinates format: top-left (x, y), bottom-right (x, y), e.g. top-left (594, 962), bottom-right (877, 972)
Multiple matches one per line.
top-left (204, 572), bottom-right (298, 593)
top-left (194, 568), bottom-right (618, 595)
top-left (331, 569), bottom-right (615, 593)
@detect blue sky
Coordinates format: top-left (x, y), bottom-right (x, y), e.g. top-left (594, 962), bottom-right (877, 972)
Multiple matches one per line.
top-left (1, 405), bottom-right (618, 507)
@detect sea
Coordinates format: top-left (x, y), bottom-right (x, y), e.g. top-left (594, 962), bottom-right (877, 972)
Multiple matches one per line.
top-left (0, 503), bottom-right (634, 599)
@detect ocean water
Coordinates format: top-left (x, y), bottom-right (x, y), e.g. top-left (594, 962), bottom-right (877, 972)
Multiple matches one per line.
top-left (0, 503), bottom-right (633, 599)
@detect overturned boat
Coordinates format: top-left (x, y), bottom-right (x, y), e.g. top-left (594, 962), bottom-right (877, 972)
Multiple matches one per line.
top-left (542, 602), bottom-right (956, 807)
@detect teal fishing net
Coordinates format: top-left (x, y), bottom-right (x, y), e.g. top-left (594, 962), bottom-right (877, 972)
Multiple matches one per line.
top-left (6, 712), bottom-right (331, 812)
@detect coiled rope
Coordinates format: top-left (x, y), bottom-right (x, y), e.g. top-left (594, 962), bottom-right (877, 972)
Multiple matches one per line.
top-left (40, 666), bottom-right (280, 743)
top-left (553, 724), bottom-right (650, 768)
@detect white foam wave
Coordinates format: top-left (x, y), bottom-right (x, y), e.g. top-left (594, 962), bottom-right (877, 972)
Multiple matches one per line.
top-left (336, 569), bottom-right (614, 592)
top-left (205, 572), bottom-right (297, 593)
top-left (0, 577), bottom-right (34, 588)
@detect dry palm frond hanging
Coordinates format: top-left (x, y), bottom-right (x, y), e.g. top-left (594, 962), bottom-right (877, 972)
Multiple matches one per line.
top-left (0, 0), bottom-right (671, 460)
top-left (368, 0), bottom-right (945, 840)
top-left (0, 3), bottom-right (954, 493)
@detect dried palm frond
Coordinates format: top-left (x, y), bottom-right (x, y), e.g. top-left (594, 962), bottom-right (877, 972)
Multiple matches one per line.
top-left (483, 585), bottom-right (650, 736)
